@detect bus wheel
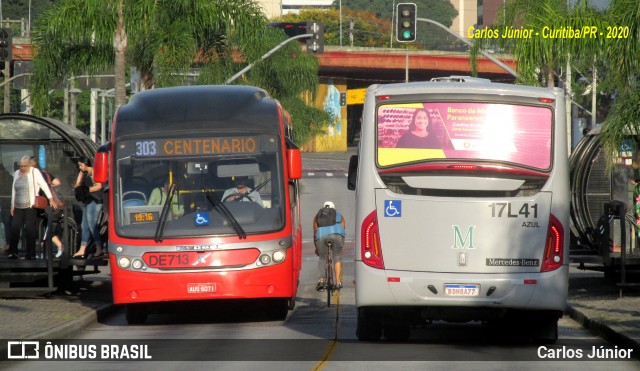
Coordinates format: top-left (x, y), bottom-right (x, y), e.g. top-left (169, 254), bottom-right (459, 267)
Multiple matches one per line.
top-left (356, 310), bottom-right (382, 341)
top-left (267, 298), bottom-right (289, 321)
top-left (126, 304), bottom-right (148, 325)
top-left (530, 314), bottom-right (559, 344)
top-left (383, 322), bottom-right (410, 341)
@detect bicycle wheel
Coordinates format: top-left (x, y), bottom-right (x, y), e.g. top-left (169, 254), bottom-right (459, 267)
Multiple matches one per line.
top-left (325, 256), bottom-right (333, 307)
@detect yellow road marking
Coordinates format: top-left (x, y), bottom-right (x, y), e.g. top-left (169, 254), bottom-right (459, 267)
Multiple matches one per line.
top-left (311, 289), bottom-right (341, 370)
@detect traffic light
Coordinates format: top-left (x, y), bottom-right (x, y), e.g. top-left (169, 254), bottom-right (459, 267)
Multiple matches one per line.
top-left (396, 3), bottom-right (417, 42)
top-left (340, 92), bottom-right (347, 106)
top-left (0, 28), bottom-right (11, 62)
top-left (306, 21), bottom-right (324, 54)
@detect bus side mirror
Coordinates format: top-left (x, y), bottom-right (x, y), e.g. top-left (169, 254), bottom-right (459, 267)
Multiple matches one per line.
top-left (347, 155), bottom-right (358, 190)
top-left (94, 151), bottom-right (109, 183)
top-left (287, 148), bottom-right (302, 180)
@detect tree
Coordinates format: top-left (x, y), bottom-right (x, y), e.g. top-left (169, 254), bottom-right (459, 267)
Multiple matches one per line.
top-left (479, 0), bottom-right (605, 88)
top-left (274, 8), bottom-right (391, 47)
top-left (482, 0), bottom-right (640, 167)
top-left (598, 0), bottom-right (640, 163)
top-left (29, 0), bottom-right (331, 145)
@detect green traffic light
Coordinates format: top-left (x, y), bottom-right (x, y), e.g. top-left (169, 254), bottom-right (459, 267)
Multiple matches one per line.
top-left (403, 30), bottom-right (412, 39)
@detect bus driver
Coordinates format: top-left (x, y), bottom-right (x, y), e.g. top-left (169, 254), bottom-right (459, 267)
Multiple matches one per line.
top-left (222, 177), bottom-right (263, 206)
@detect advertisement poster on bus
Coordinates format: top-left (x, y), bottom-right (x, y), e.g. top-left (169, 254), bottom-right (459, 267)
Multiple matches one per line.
top-left (376, 102), bottom-right (553, 170)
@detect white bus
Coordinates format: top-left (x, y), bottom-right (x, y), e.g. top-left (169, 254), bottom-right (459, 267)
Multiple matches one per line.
top-left (348, 76), bottom-right (569, 343)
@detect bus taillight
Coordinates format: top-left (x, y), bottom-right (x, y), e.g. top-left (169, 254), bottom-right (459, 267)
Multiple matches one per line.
top-left (541, 213), bottom-right (564, 272)
top-left (361, 210), bottom-right (384, 269)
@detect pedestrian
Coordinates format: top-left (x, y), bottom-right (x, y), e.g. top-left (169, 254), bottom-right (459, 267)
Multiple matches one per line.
top-left (313, 201), bottom-right (346, 291)
top-left (72, 156), bottom-right (105, 259)
top-left (8, 155), bottom-right (57, 259)
top-left (0, 164), bottom-right (13, 254)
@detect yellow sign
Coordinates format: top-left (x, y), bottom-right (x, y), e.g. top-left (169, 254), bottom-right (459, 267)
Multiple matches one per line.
top-left (347, 88), bottom-right (366, 105)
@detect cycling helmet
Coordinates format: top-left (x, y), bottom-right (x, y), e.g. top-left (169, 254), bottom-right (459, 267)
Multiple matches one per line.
top-left (323, 201), bottom-right (335, 209)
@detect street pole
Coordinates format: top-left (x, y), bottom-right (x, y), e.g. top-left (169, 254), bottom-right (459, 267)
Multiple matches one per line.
top-left (566, 56), bottom-right (571, 154)
top-left (63, 89), bottom-right (69, 124)
top-left (90, 89), bottom-right (98, 142)
top-left (3, 60), bottom-right (10, 113)
top-left (100, 93), bottom-right (106, 144)
top-left (405, 49), bottom-right (409, 82)
top-left (225, 33), bottom-right (315, 85)
top-left (390, 1), bottom-right (395, 48)
top-left (339, 0), bottom-right (343, 48)
top-left (592, 63), bottom-right (597, 128)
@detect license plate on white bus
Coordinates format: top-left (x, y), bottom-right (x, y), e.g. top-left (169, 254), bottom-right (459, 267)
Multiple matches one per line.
top-left (444, 284), bottom-right (479, 296)
top-left (187, 282), bottom-right (217, 294)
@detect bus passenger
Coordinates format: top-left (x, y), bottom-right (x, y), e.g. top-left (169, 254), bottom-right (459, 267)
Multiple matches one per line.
top-left (222, 177), bottom-right (263, 206)
top-left (313, 201), bottom-right (346, 291)
top-left (72, 156), bottom-right (105, 259)
top-left (148, 178), bottom-right (184, 217)
top-left (395, 108), bottom-right (440, 149)
top-left (8, 155), bottom-right (57, 260)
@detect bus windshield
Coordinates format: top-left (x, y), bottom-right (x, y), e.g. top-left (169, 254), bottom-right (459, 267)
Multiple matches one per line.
top-left (114, 134), bottom-right (284, 238)
top-left (376, 102), bottom-right (553, 170)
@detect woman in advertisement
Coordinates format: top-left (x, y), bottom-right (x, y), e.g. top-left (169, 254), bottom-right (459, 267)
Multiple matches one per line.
top-left (395, 108), bottom-right (441, 149)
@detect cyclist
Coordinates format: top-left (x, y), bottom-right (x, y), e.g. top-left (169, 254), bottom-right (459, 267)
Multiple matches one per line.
top-left (313, 201), bottom-right (346, 291)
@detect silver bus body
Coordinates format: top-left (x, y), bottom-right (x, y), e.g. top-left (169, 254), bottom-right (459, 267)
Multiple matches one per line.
top-left (352, 78), bottom-right (569, 342)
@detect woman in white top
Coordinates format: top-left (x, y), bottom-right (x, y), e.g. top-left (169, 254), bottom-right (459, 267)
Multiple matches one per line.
top-left (8, 155), bottom-right (56, 259)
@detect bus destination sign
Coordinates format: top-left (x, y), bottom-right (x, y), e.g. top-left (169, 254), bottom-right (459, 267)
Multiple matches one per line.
top-left (133, 136), bottom-right (259, 157)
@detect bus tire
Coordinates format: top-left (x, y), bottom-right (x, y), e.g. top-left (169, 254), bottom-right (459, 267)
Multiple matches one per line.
top-left (126, 304), bottom-right (148, 325)
top-left (530, 314), bottom-right (559, 344)
top-left (356, 309), bottom-right (382, 341)
top-left (383, 322), bottom-right (411, 342)
top-left (267, 298), bottom-right (289, 321)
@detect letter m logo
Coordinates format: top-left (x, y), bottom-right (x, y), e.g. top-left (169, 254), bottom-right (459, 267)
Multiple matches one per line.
top-left (452, 225), bottom-right (475, 249)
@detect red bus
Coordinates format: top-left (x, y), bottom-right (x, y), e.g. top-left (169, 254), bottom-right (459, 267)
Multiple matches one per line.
top-left (93, 85), bottom-right (303, 323)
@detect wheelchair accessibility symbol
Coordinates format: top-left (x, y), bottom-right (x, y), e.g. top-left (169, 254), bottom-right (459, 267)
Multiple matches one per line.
top-left (384, 200), bottom-right (401, 217)
top-left (194, 212), bottom-right (210, 226)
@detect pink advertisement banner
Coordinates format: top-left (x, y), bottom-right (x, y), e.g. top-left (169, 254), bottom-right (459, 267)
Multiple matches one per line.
top-left (377, 102), bottom-right (553, 170)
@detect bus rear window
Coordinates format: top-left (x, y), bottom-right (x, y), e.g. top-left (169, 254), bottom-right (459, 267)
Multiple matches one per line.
top-left (376, 102), bottom-right (553, 170)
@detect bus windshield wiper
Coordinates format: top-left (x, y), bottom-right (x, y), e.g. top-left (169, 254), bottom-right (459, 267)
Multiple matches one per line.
top-left (154, 183), bottom-right (177, 242)
top-left (203, 185), bottom-right (246, 239)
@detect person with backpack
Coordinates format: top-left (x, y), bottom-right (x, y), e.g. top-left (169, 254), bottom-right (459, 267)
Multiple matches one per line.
top-left (313, 201), bottom-right (346, 291)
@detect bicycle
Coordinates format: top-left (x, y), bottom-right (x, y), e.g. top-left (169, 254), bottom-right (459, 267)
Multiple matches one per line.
top-left (323, 239), bottom-right (336, 307)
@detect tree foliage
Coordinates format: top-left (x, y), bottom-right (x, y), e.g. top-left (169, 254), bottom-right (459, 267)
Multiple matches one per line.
top-left (29, 0), bottom-right (331, 146)
top-left (0, 0), bottom-right (55, 23)
top-left (598, 0), bottom-right (640, 164)
top-left (482, 0), bottom-right (640, 167)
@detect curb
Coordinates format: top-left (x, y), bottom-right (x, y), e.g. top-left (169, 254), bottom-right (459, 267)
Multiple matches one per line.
top-left (566, 304), bottom-right (640, 354)
top-left (0, 303), bottom-right (118, 359)
top-left (30, 303), bottom-right (120, 340)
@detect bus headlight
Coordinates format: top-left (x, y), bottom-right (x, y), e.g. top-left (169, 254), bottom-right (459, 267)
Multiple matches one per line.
top-left (118, 257), bottom-right (131, 269)
top-left (272, 250), bottom-right (285, 262)
top-left (132, 259), bottom-right (143, 269)
top-left (260, 254), bottom-right (271, 265)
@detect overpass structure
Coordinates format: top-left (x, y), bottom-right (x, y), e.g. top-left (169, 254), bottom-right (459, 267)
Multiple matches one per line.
top-left (315, 46), bottom-right (517, 87)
